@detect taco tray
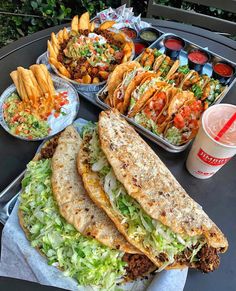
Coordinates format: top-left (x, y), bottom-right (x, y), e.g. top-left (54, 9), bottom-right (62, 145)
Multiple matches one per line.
top-left (96, 32), bottom-right (236, 152)
top-left (96, 86), bottom-right (189, 152)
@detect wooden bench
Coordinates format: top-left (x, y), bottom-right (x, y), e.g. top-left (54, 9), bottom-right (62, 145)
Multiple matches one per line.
top-left (121, 0), bottom-right (236, 35)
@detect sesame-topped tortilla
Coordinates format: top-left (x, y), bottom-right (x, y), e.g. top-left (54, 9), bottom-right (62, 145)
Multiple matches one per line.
top-left (78, 109), bottom-right (228, 273)
top-left (51, 125), bottom-right (139, 254)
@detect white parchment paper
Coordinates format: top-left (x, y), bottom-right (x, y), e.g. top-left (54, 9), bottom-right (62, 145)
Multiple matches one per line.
top-left (0, 199), bottom-right (188, 291)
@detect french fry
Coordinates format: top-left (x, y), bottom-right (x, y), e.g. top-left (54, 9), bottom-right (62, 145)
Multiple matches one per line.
top-left (78, 12), bottom-right (89, 30)
top-left (51, 32), bottom-right (59, 55)
top-left (71, 15), bottom-right (79, 32)
top-left (63, 27), bottom-right (69, 41)
top-left (99, 20), bottom-right (116, 30)
top-left (10, 71), bottom-right (20, 96)
top-left (89, 21), bottom-right (95, 32)
top-left (47, 40), bottom-right (57, 59)
top-left (51, 32), bottom-right (59, 48)
top-left (49, 57), bottom-right (71, 79)
top-left (57, 29), bottom-right (64, 44)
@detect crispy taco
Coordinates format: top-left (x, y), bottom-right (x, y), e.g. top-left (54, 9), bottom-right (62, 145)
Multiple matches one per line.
top-left (127, 74), bottom-right (167, 117)
top-left (19, 126), bottom-right (155, 290)
top-left (78, 110), bottom-right (228, 273)
top-left (164, 99), bottom-right (203, 145)
top-left (133, 86), bottom-right (172, 134)
top-left (156, 89), bottom-right (195, 133)
top-left (112, 67), bottom-right (144, 113)
top-left (106, 61), bottom-right (141, 106)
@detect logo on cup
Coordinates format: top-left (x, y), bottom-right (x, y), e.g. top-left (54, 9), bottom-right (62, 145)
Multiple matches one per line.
top-left (197, 148), bottom-right (231, 166)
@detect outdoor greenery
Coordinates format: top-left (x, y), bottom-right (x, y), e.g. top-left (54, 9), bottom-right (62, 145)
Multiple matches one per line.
top-left (0, 0), bottom-right (235, 48)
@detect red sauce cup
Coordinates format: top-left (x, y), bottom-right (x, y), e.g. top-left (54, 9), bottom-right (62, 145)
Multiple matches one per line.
top-left (188, 49), bottom-right (210, 72)
top-left (134, 39), bottom-right (149, 56)
top-left (212, 61), bottom-right (235, 85)
top-left (163, 36), bottom-right (185, 60)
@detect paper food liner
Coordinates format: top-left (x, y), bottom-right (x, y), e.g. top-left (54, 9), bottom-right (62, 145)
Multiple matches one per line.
top-left (0, 118), bottom-right (188, 291)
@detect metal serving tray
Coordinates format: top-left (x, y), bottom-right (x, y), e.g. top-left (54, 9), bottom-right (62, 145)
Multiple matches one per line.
top-left (96, 32), bottom-right (236, 153)
top-left (146, 32), bottom-right (236, 98)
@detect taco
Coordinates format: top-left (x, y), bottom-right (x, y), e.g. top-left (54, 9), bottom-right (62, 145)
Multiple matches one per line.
top-left (19, 126), bottom-right (156, 290)
top-left (112, 67), bottom-right (145, 113)
top-left (78, 110), bottom-right (228, 273)
top-left (133, 86), bottom-right (172, 134)
top-left (127, 74), bottom-right (167, 117)
top-left (156, 88), bottom-right (195, 133)
top-left (106, 61), bottom-right (141, 106)
top-left (164, 99), bottom-right (203, 145)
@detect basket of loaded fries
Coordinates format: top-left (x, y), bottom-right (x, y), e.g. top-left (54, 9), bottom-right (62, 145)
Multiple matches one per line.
top-left (47, 12), bottom-right (135, 92)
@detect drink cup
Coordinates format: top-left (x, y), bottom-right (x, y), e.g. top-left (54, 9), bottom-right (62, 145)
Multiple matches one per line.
top-left (186, 103), bottom-right (236, 179)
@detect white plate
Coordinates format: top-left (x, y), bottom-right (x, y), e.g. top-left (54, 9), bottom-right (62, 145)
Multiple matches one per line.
top-left (0, 75), bottom-right (79, 141)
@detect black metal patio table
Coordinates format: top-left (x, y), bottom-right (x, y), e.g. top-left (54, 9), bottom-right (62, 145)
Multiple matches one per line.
top-left (0, 19), bottom-right (235, 291)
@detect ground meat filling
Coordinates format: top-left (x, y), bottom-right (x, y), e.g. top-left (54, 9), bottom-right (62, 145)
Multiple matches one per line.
top-left (123, 253), bottom-right (155, 280)
top-left (195, 245), bottom-right (220, 273)
top-left (40, 136), bottom-right (59, 159)
top-left (175, 245), bottom-right (220, 273)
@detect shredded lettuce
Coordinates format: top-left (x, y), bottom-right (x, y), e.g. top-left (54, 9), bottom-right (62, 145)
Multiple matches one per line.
top-left (134, 112), bottom-right (159, 135)
top-left (165, 126), bottom-right (182, 145)
top-left (85, 126), bottom-right (206, 269)
top-left (19, 159), bottom-right (126, 290)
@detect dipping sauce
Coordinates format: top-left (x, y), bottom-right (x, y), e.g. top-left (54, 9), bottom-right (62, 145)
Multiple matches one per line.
top-left (213, 63), bottom-right (233, 77)
top-left (188, 50), bottom-right (208, 64)
top-left (120, 27), bottom-right (137, 39)
top-left (140, 30), bottom-right (158, 42)
top-left (134, 42), bottom-right (147, 55)
top-left (164, 38), bottom-right (183, 51)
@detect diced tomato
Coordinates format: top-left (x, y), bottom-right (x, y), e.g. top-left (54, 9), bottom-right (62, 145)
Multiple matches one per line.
top-left (181, 106), bottom-right (191, 119)
top-left (54, 112), bottom-right (60, 118)
top-left (174, 113), bottom-right (185, 129)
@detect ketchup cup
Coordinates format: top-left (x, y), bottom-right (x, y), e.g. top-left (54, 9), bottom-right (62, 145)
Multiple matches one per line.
top-left (187, 49), bottom-right (209, 72)
top-left (163, 36), bottom-right (185, 60)
top-left (212, 61), bottom-right (235, 85)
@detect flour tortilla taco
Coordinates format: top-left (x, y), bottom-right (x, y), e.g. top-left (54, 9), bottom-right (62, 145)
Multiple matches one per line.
top-left (78, 110), bottom-right (228, 273)
top-left (164, 99), bottom-right (203, 145)
top-left (18, 126), bottom-right (156, 289)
